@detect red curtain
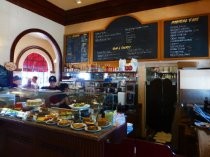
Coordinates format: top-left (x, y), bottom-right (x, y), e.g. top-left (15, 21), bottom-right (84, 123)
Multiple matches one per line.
top-left (23, 53), bottom-right (48, 72)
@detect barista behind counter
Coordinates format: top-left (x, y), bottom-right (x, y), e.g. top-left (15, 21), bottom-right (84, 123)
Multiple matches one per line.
top-left (40, 76), bottom-right (71, 108)
top-left (41, 76), bottom-right (60, 90)
top-left (6, 76), bottom-right (69, 108)
top-left (48, 83), bottom-right (71, 109)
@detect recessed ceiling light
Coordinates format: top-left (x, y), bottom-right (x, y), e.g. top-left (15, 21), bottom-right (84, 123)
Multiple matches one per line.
top-left (75, 0), bottom-right (82, 4)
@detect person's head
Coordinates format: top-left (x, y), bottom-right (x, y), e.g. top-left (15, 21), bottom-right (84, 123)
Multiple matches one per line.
top-left (48, 76), bottom-right (57, 87)
top-left (59, 83), bottom-right (69, 92)
top-left (13, 75), bottom-right (22, 86)
top-left (27, 78), bottom-right (32, 85)
top-left (32, 76), bottom-right (38, 83)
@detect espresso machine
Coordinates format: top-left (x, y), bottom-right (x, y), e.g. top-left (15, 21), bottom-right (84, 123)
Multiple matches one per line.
top-left (103, 82), bottom-right (118, 110)
top-left (126, 82), bottom-right (137, 105)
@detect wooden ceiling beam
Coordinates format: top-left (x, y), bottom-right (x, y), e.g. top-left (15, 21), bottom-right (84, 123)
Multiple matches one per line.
top-left (6, 0), bottom-right (199, 26)
top-left (65, 0), bottom-right (199, 25)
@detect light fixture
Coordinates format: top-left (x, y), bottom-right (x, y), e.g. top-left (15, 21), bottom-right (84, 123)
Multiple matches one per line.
top-left (75, 0), bottom-right (82, 4)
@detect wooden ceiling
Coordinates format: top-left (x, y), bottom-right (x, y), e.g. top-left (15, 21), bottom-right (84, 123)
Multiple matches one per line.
top-left (7, 0), bottom-right (199, 26)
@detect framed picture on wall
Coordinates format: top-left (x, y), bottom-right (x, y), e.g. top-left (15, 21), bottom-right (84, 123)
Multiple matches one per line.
top-left (65, 32), bottom-right (89, 63)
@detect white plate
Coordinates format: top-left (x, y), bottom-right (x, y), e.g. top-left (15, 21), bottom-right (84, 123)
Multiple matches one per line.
top-left (57, 123), bottom-right (71, 127)
top-left (84, 126), bottom-right (101, 133)
top-left (57, 120), bottom-right (72, 127)
top-left (38, 89), bottom-right (61, 93)
top-left (71, 123), bottom-right (86, 130)
top-left (45, 120), bottom-right (57, 125)
top-left (194, 121), bottom-right (210, 128)
top-left (69, 103), bottom-right (90, 110)
top-left (98, 122), bottom-right (111, 128)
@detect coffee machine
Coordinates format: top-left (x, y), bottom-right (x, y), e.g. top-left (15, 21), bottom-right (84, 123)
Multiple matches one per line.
top-left (126, 82), bottom-right (137, 105)
top-left (103, 82), bottom-right (119, 110)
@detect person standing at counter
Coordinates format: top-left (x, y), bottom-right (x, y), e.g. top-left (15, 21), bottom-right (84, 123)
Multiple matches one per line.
top-left (11, 75), bottom-right (22, 88)
top-left (49, 83), bottom-right (71, 109)
top-left (41, 76), bottom-right (60, 90)
top-left (23, 78), bottom-right (35, 89)
top-left (31, 76), bottom-right (39, 89)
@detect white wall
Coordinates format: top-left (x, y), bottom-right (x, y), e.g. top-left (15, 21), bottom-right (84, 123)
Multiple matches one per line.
top-left (0, 1), bottom-right (64, 74)
top-left (180, 69), bottom-right (210, 89)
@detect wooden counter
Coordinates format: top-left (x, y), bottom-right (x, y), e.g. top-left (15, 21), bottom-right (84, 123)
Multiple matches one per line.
top-left (197, 129), bottom-right (210, 157)
top-left (0, 116), bottom-right (126, 157)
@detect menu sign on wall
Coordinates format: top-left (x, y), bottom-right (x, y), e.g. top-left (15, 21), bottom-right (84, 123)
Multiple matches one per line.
top-left (164, 15), bottom-right (208, 58)
top-left (65, 33), bottom-right (89, 63)
top-left (93, 16), bottom-right (158, 61)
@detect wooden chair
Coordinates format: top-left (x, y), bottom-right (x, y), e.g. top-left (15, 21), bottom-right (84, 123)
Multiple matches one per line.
top-left (135, 139), bottom-right (181, 157)
top-left (104, 138), bottom-right (184, 157)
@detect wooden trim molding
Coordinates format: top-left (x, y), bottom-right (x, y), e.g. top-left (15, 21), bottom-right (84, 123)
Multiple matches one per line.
top-left (65, 0), bottom-right (199, 25)
top-left (6, 0), bottom-right (199, 25)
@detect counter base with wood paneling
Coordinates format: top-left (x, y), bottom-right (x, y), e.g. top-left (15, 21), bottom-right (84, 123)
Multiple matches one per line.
top-left (0, 116), bottom-right (126, 157)
top-left (197, 129), bottom-right (210, 157)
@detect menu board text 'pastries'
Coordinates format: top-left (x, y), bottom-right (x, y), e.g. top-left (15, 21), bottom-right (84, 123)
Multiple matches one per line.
top-left (65, 33), bottom-right (89, 63)
top-left (93, 16), bottom-right (158, 61)
top-left (164, 15), bottom-right (208, 58)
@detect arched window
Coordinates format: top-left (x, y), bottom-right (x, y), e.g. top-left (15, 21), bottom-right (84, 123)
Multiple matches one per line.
top-left (23, 53), bottom-right (48, 72)
top-left (14, 46), bottom-right (55, 88)
top-left (19, 52), bottom-right (50, 87)
top-left (10, 28), bottom-right (62, 85)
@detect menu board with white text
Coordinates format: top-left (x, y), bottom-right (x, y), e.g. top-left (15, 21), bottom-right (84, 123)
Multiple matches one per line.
top-left (65, 33), bottom-right (89, 63)
top-left (164, 15), bottom-right (208, 58)
top-left (93, 16), bottom-right (158, 61)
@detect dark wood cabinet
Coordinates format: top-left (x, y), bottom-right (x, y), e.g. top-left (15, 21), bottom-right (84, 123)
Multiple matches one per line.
top-left (146, 78), bottom-right (177, 132)
top-left (0, 117), bottom-right (126, 157)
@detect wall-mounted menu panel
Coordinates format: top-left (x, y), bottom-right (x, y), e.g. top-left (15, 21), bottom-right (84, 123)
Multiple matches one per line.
top-left (93, 16), bottom-right (158, 61)
top-left (164, 15), bottom-right (208, 58)
top-left (65, 33), bottom-right (89, 63)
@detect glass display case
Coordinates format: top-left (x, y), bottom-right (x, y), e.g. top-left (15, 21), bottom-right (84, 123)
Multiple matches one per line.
top-left (61, 71), bottom-right (138, 110)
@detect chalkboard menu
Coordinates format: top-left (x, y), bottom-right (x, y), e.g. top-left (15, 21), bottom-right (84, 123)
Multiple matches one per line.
top-left (0, 65), bottom-right (10, 87)
top-left (93, 16), bottom-right (158, 61)
top-left (164, 15), bottom-right (208, 58)
top-left (65, 33), bottom-right (89, 63)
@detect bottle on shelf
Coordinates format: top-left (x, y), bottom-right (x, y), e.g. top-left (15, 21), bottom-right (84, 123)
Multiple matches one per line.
top-left (204, 97), bottom-right (210, 113)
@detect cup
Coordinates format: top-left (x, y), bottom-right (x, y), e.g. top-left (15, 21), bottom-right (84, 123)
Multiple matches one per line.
top-left (104, 110), bottom-right (114, 124)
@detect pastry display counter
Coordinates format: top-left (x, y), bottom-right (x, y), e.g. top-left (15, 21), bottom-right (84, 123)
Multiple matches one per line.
top-left (0, 115), bottom-right (126, 157)
top-left (8, 88), bottom-right (63, 106)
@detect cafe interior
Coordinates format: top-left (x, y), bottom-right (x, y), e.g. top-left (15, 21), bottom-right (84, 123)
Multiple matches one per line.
top-left (0, 0), bottom-right (210, 157)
